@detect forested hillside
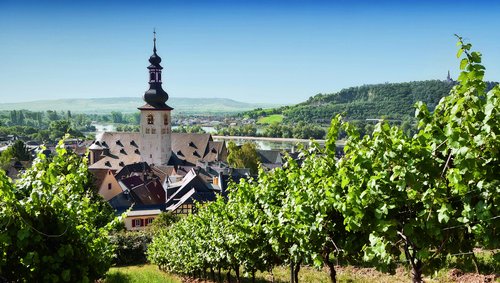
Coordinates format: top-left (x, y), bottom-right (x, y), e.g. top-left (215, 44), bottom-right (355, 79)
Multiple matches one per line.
top-left (244, 80), bottom-right (496, 124)
top-left (286, 80), bottom-right (453, 122)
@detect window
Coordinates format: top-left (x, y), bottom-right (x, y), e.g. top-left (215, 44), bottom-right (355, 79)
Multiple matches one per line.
top-left (174, 204), bottom-right (193, 215)
top-left (163, 114), bottom-right (169, 125)
top-left (150, 73), bottom-right (155, 81)
top-left (161, 128), bottom-right (166, 134)
top-left (146, 218), bottom-right (154, 226)
top-left (151, 128), bottom-right (156, 134)
top-left (132, 219), bottom-right (142, 227)
top-left (145, 128), bottom-right (150, 134)
top-left (147, 114), bottom-right (154, 124)
top-left (107, 183), bottom-right (112, 190)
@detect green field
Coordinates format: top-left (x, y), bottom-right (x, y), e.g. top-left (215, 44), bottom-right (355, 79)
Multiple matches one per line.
top-left (100, 264), bottom-right (416, 283)
top-left (103, 264), bottom-right (407, 283)
top-left (104, 265), bottom-right (181, 283)
top-left (257, 114), bottom-right (284, 124)
top-left (103, 263), bottom-right (499, 283)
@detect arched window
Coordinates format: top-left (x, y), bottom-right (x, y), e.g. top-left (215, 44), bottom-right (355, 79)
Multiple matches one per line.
top-left (163, 114), bottom-right (169, 125)
top-left (147, 114), bottom-right (154, 124)
top-left (158, 73), bottom-right (161, 81)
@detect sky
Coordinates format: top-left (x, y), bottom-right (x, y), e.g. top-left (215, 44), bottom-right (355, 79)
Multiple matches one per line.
top-left (1, 0), bottom-right (499, 104)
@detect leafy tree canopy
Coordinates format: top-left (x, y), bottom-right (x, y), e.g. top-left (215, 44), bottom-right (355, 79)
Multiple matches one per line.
top-left (0, 137), bottom-right (120, 282)
top-left (227, 141), bottom-right (260, 175)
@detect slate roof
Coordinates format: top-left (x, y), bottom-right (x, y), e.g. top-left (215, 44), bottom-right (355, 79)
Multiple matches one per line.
top-left (257, 150), bottom-right (283, 164)
top-left (204, 141), bottom-right (225, 162)
top-left (115, 162), bottom-right (151, 180)
top-left (151, 165), bottom-right (175, 184)
top-left (129, 178), bottom-right (165, 205)
top-left (88, 132), bottom-right (142, 170)
top-left (165, 168), bottom-right (219, 210)
top-left (111, 175), bottom-right (165, 208)
top-left (89, 132), bottom-right (227, 169)
top-left (170, 133), bottom-right (212, 165)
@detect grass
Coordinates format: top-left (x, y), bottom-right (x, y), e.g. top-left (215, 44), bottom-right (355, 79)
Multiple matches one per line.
top-left (103, 264), bottom-right (181, 283)
top-left (257, 114), bottom-right (284, 124)
top-left (103, 260), bottom-right (499, 283)
top-left (246, 265), bottom-right (410, 283)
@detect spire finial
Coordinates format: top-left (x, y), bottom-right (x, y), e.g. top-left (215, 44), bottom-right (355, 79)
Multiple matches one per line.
top-left (153, 28), bottom-right (157, 53)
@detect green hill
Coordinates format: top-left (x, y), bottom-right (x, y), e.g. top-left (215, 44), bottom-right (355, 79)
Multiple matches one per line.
top-left (0, 97), bottom-right (277, 115)
top-left (244, 80), bottom-right (489, 124)
top-left (284, 80), bottom-right (458, 123)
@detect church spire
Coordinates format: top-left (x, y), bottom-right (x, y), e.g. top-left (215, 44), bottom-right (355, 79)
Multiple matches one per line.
top-left (153, 28), bottom-right (157, 54)
top-left (140, 31), bottom-right (173, 110)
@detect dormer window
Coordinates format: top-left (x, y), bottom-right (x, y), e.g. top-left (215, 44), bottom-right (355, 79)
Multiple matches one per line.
top-left (147, 114), bottom-right (154, 124)
top-left (164, 114), bottom-right (169, 125)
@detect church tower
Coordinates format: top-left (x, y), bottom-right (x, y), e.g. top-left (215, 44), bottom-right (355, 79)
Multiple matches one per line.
top-left (138, 31), bottom-right (174, 165)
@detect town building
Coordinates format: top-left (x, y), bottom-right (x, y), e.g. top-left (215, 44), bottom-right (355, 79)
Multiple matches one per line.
top-left (88, 33), bottom-right (231, 229)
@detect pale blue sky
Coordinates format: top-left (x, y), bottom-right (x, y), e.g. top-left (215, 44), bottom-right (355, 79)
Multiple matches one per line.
top-left (1, 0), bottom-right (499, 104)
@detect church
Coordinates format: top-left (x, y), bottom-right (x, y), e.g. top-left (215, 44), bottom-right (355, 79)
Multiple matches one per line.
top-left (87, 34), bottom-right (235, 229)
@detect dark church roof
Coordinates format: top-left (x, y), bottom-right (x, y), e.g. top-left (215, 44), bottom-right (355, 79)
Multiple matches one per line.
top-left (140, 31), bottom-right (173, 111)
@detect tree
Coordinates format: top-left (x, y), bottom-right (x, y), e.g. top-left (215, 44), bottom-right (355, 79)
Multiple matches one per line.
top-left (111, 111), bottom-right (123, 123)
top-left (11, 140), bottom-right (31, 161)
top-left (227, 141), bottom-right (259, 174)
top-left (0, 138), bottom-right (119, 282)
top-left (148, 211), bottom-right (180, 235)
top-left (331, 37), bottom-right (500, 282)
top-left (0, 147), bottom-right (14, 171)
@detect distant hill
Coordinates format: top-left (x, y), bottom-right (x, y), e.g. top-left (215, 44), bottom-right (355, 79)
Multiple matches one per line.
top-left (244, 80), bottom-right (492, 124)
top-left (0, 97), bottom-right (278, 115)
top-left (284, 80), bottom-right (455, 123)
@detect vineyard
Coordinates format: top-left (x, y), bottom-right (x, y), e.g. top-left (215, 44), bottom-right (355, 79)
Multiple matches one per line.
top-left (147, 38), bottom-right (500, 283)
